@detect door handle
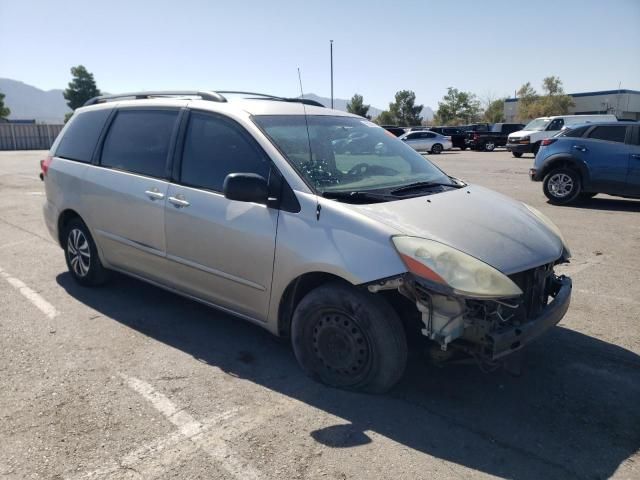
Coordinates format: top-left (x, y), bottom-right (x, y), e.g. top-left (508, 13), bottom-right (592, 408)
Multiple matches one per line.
top-left (572, 145), bottom-right (588, 152)
top-left (145, 189), bottom-right (165, 201)
top-left (168, 195), bottom-right (190, 208)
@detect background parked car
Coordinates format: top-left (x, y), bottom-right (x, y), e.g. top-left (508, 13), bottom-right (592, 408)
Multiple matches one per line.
top-left (428, 126), bottom-right (468, 150)
top-left (466, 123), bottom-right (524, 151)
top-left (398, 130), bottom-right (453, 154)
top-left (381, 125), bottom-right (407, 137)
top-left (507, 114), bottom-right (618, 158)
top-left (529, 122), bottom-right (640, 204)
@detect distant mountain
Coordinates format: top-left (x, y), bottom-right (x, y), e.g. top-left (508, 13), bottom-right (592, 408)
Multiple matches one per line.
top-left (302, 93), bottom-right (434, 122)
top-left (0, 78), bottom-right (71, 123)
top-left (0, 79), bottom-right (434, 124)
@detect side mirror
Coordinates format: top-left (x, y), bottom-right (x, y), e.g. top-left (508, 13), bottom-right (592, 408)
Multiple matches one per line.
top-left (223, 173), bottom-right (269, 204)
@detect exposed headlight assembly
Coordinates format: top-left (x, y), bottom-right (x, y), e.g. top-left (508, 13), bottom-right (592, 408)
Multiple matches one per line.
top-left (392, 236), bottom-right (523, 299)
top-left (523, 204), bottom-right (571, 258)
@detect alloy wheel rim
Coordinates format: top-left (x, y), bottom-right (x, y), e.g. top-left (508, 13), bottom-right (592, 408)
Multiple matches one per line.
top-left (68, 228), bottom-right (91, 277)
top-left (312, 311), bottom-right (370, 379)
top-left (486, 142), bottom-right (494, 150)
top-left (548, 173), bottom-right (574, 198)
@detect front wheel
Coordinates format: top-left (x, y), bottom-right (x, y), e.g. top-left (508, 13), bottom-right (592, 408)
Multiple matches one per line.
top-left (431, 143), bottom-right (443, 154)
top-left (291, 282), bottom-right (407, 393)
top-left (459, 146), bottom-right (467, 151)
top-left (63, 218), bottom-right (109, 286)
top-left (483, 141), bottom-right (496, 152)
top-left (512, 152), bottom-right (523, 158)
top-left (543, 168), bottom-right (582, 205)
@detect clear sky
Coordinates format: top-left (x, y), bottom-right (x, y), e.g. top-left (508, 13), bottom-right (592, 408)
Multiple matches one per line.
top-left (1, 0), bottom-right (639, 110)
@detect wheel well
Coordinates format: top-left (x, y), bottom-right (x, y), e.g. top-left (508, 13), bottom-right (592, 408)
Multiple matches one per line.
top-left (541, 158), bottom-right (582, 180)
top-left (57, 209), bottom-right (82, 246)
top-left (277, 272), bottom-right (349, 337)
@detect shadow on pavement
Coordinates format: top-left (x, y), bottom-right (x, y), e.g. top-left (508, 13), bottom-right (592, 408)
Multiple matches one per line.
top-left (558, 196), bottom-right (640, 212)
top-left (57, 271), bottom-right (640, 479)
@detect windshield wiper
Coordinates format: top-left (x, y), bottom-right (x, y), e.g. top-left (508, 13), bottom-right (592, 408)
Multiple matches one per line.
top-left (321, 190), bottom-right (395, 203)
top-left (390, 179), bottom-right (463, 196)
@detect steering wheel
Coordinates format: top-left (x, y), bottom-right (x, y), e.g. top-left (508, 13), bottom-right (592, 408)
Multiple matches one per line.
top-left (346, 163), bottom-right (370, 176)
top-left (347, 163), bottom-right (399, 177)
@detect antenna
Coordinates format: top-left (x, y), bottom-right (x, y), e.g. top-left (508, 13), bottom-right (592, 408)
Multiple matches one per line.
top-left (297, 68), bottom-right (304, 97)
top-left (297, 67), bottom-right (318, 216)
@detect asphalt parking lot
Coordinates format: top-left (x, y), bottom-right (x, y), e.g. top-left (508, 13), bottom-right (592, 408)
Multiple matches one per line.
top-left (1, 149), bottom-right (639, 480)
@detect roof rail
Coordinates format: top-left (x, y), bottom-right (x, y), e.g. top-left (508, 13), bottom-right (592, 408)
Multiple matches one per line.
top-left (215, 91), bottom-right (325, 108)
top-left (83, 90), bottom-right (227, 107)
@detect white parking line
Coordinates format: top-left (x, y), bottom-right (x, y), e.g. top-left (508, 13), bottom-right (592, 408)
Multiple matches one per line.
top-left (0, 266), bottom-right (58, 319)
top-left (121, 374), bottom-right (262, 480)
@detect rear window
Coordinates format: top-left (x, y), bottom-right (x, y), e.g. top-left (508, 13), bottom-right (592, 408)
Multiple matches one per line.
top-left (560, 126), bottom-right (589, 138)
top-left (588, 125), bottom-right (627, 143)
top-left (55, 109), bottom-right (111, 162)
top-left (100, 109), bottom-right (179, 178)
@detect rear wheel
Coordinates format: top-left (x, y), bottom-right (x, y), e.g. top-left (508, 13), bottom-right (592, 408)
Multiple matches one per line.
top-left (63, 218), bottom-right (109, 286)
top-left (512, 152), bottom-right (523, 158)
top-left (291, 282), bottom-right (407, 393)
top-left (484, 141), bottom-right (496, 152)
top-left (543, 168), bottom-right (582, 205)
top-left (431, 143), bottom-right (443, 154)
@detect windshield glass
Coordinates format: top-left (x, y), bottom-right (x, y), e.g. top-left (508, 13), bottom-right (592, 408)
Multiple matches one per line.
top-left (253, 115), bottom-right (453, 194)
top-left (523, 118), bottom-right (550, 131)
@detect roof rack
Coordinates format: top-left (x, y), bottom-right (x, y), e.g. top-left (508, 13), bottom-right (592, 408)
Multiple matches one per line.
top-left (83, 90), bottom-right (227, 107)
top-left (83, 89), bottom-right (326, 108)
top-left (216, 91), bottom-right (325, 108)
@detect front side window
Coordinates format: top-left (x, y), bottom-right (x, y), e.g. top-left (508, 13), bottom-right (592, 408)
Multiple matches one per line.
top-left (180, 112), bottom-right (270, 191)
top-left (588, 125), bottom-right (627, 143)
top-left (547, 119), bottom-right (564, 131)
top-left (101, 109), bottom-right (178, 177)
top-left (253, 115), bottom-right (453, 195)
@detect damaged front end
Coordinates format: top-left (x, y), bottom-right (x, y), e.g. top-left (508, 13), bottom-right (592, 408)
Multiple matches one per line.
top-left (369, 262), bottom-right (572, 368)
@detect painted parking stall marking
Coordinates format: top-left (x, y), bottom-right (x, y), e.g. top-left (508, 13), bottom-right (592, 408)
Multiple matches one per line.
top-left (0, 266), bottom-right (59, 319)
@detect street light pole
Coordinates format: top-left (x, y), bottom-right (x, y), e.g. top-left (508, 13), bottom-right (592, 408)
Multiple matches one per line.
top-left (330, 40), bottom-right (334, 109)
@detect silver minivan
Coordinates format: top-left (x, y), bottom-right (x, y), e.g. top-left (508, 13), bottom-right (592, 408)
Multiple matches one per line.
top-left (42, 91), bottom-right (572, 392)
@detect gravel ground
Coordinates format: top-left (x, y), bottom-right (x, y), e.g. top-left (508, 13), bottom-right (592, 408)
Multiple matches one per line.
top-left (0, 149), bottom-right (638, 480)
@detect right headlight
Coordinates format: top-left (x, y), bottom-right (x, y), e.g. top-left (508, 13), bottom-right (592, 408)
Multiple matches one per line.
top-left (392, 236), bottom-right (523, 299)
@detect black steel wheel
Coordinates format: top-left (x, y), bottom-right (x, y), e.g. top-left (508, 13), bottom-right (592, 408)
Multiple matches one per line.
top-left (291, 282), bottom-right (407, 393)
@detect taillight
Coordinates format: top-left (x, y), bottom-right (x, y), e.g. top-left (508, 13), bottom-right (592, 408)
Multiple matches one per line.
top-left (40, 155), bottom-right (53, 180)
top-left (541, 139), bottom-right (557, 146)
top-left (445, 136), bottom-right (451, 141)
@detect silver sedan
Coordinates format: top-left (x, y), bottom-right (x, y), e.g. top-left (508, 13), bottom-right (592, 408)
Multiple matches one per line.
top-left (398, 130), bottom-right (453, 154)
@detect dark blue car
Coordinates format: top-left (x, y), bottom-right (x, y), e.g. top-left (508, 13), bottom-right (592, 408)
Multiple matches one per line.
top-left (529, 122), bottom-right (640, 205)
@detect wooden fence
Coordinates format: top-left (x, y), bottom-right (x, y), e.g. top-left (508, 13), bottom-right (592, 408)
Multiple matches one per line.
top-left (0, 123), bottom-right (64, 151)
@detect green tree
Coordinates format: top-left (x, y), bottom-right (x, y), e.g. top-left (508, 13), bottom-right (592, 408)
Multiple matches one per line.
top-left (0, 91), bottom-right (10, 119)
top-left (434, 87), bottom-right (481, 125)
top-left (483, 98), bottom-right (505, 123)
top-left (346, 93), bottom-right (371, 119)
top-left (516, 82), bottom-right (539, 121)
top-left (374, 110), bottom-right (396, 125)
top-left (388, 90), bottom-right (423, 126)
top-left (64, 65), bottom-right (101, 112)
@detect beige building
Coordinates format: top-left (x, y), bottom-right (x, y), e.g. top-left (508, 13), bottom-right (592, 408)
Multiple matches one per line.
top-left (504, 89), bottom-right (640, 122)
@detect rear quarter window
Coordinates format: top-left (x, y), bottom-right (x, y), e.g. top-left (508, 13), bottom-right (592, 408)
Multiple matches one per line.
top-left (55, 109), bottom-right (111, 162)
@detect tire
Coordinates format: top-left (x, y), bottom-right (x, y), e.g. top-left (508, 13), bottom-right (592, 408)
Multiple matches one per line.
top-left (512, 152), bottom-right (523, 158)
top-left (459, 146), bottom-right (467, 151)
top-left (63, 218), bottom-right (109, 286)
top-left (431, 143), bottom-right (443, 154)
top-left (291, 282), bottom-right (407, 393)
top-left (483, 141), bottom-right (496, 152)
top-left (543, 168), bottom-right (582, 205)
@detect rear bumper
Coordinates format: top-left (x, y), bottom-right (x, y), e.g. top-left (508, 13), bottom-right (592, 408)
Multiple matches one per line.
top-left (42, 201), bottom-right (60, 246)
top-left (529, 167), bottom-right (543, 182)
top-left (506, 143), bottom-right (533, 153)
top-left (488, 276), bottom-right (572, 360)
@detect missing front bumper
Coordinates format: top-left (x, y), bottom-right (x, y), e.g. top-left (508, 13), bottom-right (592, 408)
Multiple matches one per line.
top-left (486, 276), bottom-right (572, 360)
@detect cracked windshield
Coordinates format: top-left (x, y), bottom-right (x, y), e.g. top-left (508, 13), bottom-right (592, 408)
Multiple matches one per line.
top-left (254, 115), bottom-right (453, 196)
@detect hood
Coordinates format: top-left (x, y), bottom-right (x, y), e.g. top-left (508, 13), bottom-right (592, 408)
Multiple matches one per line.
top-left (508, 129), bottom-right (538, 139)
top-left (350, 185), bottom-right (564, 275)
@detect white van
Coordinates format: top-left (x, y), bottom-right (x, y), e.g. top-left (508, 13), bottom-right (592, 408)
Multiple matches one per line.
top-left (506, 114), bottom-right (617, 157)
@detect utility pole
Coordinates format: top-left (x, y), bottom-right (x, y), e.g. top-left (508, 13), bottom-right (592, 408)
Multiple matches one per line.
top-left (330, 40), bottom-right (334, 109)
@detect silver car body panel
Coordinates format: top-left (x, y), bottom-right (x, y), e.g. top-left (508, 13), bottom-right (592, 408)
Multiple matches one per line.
top-left (43, 97), bottom-right (567, 338)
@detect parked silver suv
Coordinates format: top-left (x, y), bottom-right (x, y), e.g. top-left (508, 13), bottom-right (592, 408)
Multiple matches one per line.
top-left (42, 91), bottom-right (572, 392)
